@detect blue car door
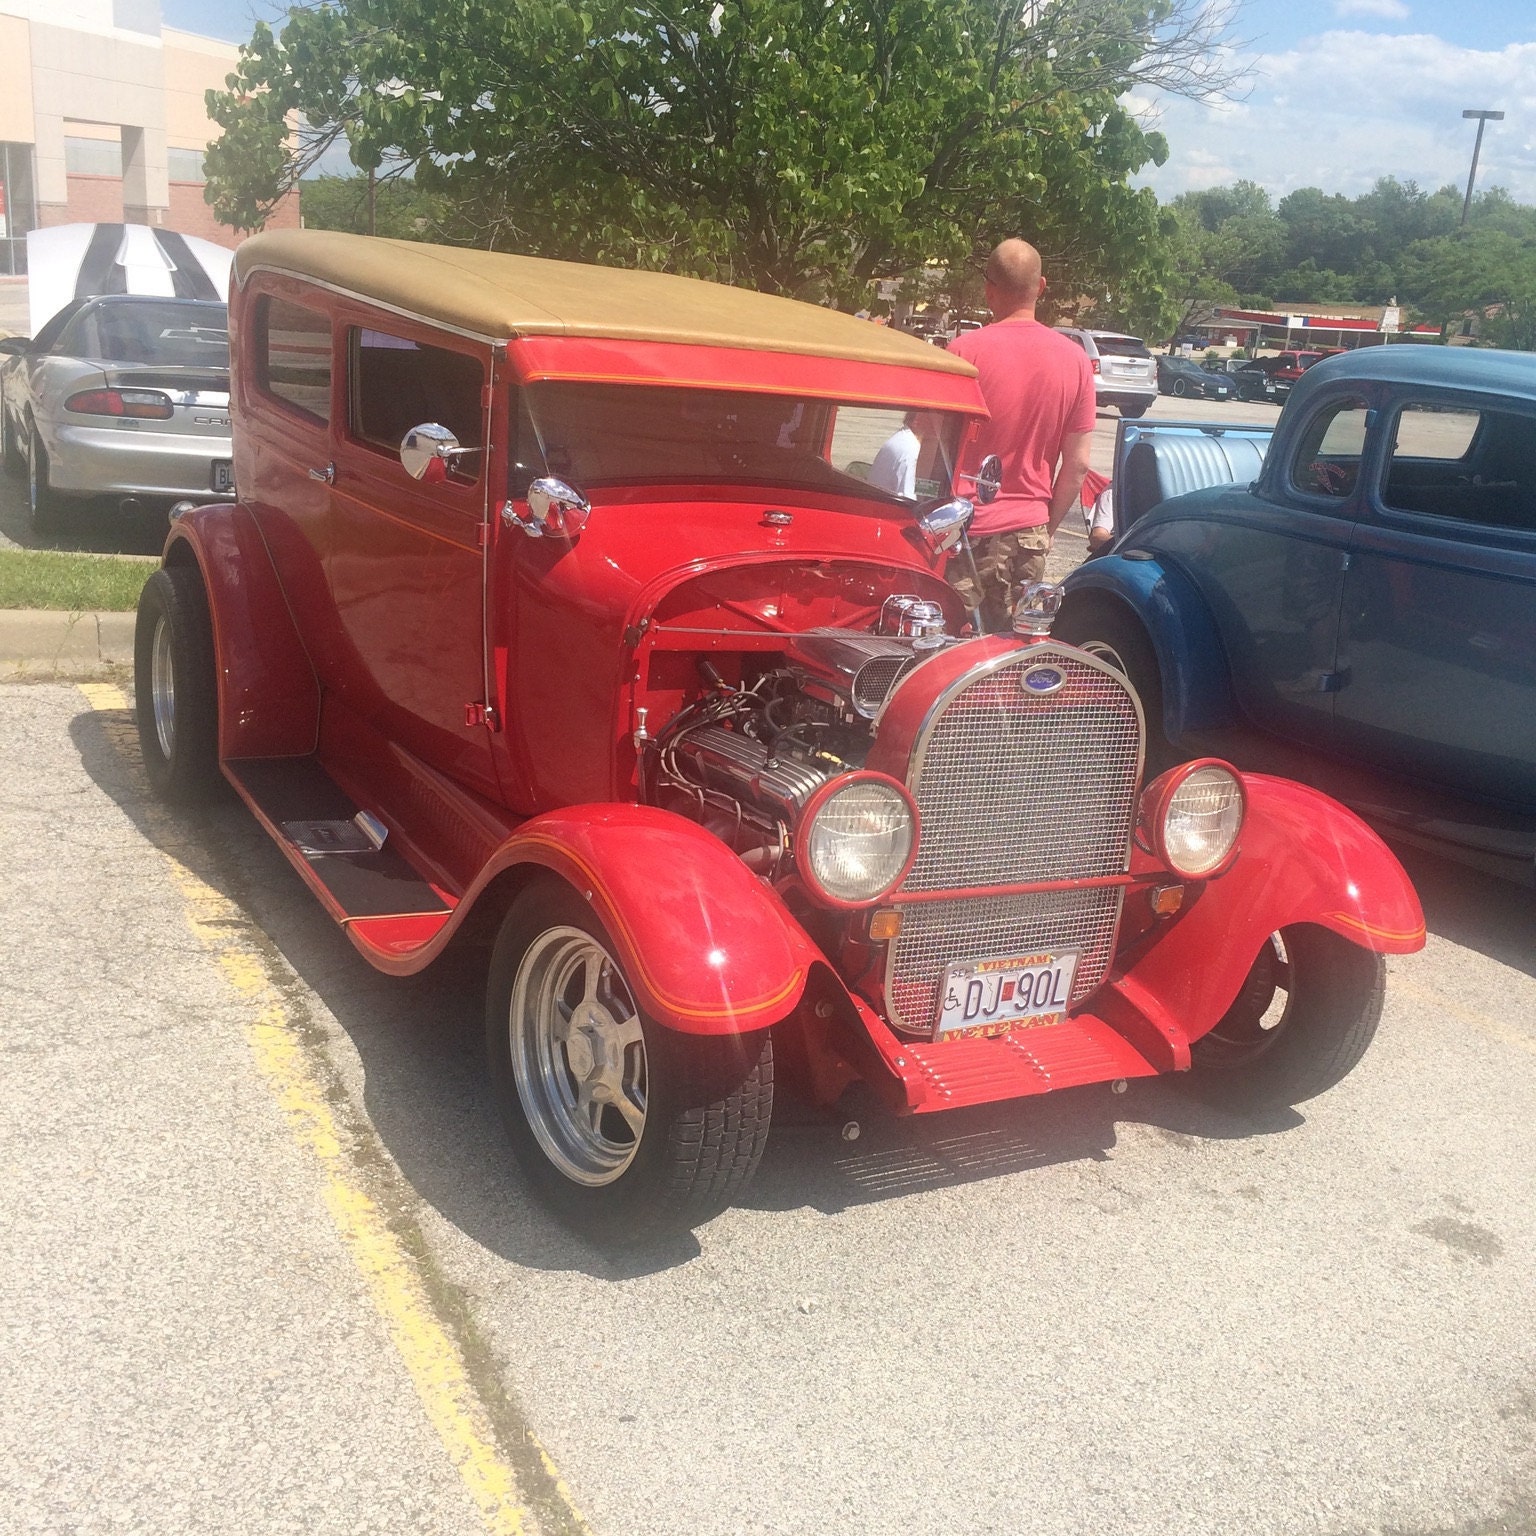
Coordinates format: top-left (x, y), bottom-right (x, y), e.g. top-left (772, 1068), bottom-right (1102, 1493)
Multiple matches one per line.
top-left (1148, 389), bottom-right (1370, 746)
top-left (1337, 394), bottom-right (1536, 806)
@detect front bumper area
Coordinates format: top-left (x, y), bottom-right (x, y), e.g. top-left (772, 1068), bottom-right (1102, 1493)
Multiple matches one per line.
top-left (44, 421), bottom-right (234, 501)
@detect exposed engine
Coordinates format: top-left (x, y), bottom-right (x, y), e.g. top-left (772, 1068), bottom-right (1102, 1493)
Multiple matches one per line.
top-left (646, 595), bottom-right (949, 875)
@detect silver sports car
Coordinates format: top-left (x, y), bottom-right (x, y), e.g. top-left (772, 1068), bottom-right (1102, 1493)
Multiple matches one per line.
top-left (1, 295), bottom-right (233, 532)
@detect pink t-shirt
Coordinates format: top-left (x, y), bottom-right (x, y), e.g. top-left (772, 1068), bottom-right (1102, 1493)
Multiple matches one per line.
top-left (948, 318), bottom-right (1096, 536)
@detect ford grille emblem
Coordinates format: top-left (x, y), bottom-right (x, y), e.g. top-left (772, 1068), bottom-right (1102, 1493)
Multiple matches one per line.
top-left (1021, 664), bottom-right (1065, 696)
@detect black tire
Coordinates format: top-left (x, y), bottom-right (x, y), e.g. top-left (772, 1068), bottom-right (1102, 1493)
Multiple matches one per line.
top-left (26, 422), bottom-right (63, 534)
top-left (1183, 925), bottom-right (1386, 1109)
top-left (1119, 399), bottom-right (1151, 419)
top-left (486, 878), bottom-right (774, 1240)
top-left (1054, 602), bottom-right (1175, 774)
top-left (134, 565), bottom-right (220, 803)
top-left (1, 408), bottom-right (23, 477)
top-left (1171, 378), bottom-right (1190, 398)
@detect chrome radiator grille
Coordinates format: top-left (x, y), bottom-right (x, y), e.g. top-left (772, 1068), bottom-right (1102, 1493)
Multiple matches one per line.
top-left (884, 646), bottom-right (1143, 1037)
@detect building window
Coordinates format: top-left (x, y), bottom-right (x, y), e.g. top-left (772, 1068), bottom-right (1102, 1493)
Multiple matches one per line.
top-left (0, 143), bottom-right (37, 277)
top-left (64, 137), bottom-right (124, 178)
top-left (168, 148), bottom-right (207, 185)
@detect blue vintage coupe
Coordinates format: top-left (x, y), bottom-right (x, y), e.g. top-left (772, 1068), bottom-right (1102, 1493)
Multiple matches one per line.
top-left (1057, 347), bottom-right (1536, 882)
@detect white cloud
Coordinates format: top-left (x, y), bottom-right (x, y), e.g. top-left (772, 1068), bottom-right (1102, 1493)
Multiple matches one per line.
top-left (1138, 31), bottom-right (1536, 203)
top-left (1332, 0), bottom-right (1410, 19)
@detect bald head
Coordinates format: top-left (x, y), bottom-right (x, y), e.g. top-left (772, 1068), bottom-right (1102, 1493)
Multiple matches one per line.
top-left (984, 239), bottom-right (1044, 317)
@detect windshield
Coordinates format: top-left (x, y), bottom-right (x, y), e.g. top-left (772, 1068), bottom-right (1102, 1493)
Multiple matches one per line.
top-left (73, 301), bottom-right (230, 368)
top-left (517, 383), bottom-right (965, 503)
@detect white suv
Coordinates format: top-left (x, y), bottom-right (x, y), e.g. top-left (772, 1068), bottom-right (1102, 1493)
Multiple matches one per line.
top-left (1054, 328), bottom-right (1157, 418)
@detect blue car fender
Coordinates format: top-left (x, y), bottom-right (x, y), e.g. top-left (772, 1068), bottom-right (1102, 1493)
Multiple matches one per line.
top-left (1060, 552), bottom-right (1239, 739)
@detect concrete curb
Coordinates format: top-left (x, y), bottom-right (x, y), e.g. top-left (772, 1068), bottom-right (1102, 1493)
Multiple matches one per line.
top-left (0, 608), bottom-right (136, 680)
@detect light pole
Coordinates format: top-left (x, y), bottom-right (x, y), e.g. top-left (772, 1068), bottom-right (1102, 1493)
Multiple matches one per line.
top-left (1461, 109), bottom-right (1505, 227)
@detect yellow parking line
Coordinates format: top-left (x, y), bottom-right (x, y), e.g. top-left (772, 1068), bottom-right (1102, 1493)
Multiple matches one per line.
top-left (79, 684), bottom-right (590, 1536)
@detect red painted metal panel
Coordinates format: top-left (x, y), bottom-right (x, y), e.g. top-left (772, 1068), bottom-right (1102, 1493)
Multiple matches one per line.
top-left (1111, 772), bottom-right (1425, 1044)
top-left (165, 504), bottom-right (318, 760)
top-left (507, 335), bottom-right (988, 415)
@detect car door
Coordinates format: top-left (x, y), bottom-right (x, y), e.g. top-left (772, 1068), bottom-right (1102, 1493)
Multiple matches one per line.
top-left (325, 310), bottom-right (499, 800)
top-left (1148, 388), bottom-right (1369, 747)
top-left (1336, 394), bottom-right (1536, 806)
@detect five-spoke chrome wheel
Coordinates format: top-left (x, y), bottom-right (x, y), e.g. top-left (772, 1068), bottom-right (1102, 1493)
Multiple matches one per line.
top-left (508, 926), bottom-right (648, 1186)
top-left (150, 615), bottom-right (177, 762)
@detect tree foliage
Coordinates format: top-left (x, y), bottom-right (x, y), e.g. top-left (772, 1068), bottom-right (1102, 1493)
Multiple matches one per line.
top-left (207, 0), bottom-right (1241, 314)
top-left (1152, 174), bottom-right (1536, 348)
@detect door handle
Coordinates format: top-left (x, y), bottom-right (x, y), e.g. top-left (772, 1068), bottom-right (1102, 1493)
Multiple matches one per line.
top-left (308, 462), bottom-right (335, 484)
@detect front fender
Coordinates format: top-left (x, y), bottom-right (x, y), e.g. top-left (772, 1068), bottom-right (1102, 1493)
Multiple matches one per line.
top-left (480, 805), bottom-right (820, 1037)
top-left (1062, 552), bottom-right (1238, 738)
top-left (1114, 773), bottom-right (1425, 1044)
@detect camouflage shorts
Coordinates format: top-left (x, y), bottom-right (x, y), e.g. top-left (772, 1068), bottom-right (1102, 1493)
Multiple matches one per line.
top-left (948, 525), bottom-right (1052, 632)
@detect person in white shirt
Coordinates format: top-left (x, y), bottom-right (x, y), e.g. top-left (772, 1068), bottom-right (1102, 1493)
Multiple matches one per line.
top-left (869, 414), bottom-right (920, 498)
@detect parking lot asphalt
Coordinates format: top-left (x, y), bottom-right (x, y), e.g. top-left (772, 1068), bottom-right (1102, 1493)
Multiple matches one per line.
top-left (5, 671), bottom-right (1536, 1536)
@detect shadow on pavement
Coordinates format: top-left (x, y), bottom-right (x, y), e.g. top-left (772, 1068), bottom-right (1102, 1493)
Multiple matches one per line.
top-left (0, 468), bottom-right (169, 555)
top-left (67, 696), bottom-right (1501, 1286)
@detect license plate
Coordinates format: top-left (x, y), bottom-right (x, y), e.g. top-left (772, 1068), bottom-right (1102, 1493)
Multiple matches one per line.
top-left (934, 950), bottom-right (1080, 1040)
top-left (211, 460), bottom-right (234, 493)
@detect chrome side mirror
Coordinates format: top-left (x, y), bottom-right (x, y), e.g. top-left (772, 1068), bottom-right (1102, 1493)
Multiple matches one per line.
top-left (504, 476), bottom-right (591, 539)
top-left (400, 422), bottom-right (481, 481)
top-left (952, 453), bottom-right (1002, 505)
top-left (915, 496), bottom-right (973, 554)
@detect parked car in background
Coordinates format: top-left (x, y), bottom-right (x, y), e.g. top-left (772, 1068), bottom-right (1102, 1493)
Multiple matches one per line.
top-left (1156, 355), bottom-right (1233, 400)
top-left (0, 294), bottom-right (232, 533)
top-left (1265, 350), bottom-right (1329, 388)
top-left (1225, 360), bottom-right (1282, 402)
top-left (1055, 328), bottom-right (1158, 418)
top-left (133, 229), bottom-right (1421, 1237)
top-left (1059, 346), bottom-right (1536, 884)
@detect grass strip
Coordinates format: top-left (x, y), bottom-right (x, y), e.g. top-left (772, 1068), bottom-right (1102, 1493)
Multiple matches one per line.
top-left (0, 548), bottom-right (150, 611)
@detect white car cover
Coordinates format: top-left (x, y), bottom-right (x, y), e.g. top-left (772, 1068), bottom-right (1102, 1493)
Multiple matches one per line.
top-left (26, 223), bottom-right (233, 336)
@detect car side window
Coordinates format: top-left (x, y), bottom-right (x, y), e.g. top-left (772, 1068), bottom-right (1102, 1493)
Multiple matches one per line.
top-left (1382, 402), bottom-right (1534, 531)
top-left (1289, 396), bottom-right (1370, 500)
top-left (257, 296), bottom-right (333, 424)
top-left (348, 326), bottom-right (485, 483)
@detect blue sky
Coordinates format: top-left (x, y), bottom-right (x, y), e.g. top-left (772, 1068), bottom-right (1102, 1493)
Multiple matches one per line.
top-left (167, 0), bottom-right (1536, 201)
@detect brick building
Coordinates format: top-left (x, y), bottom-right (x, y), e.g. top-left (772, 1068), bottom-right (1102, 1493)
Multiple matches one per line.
top-left (0, 0), bottom-right (298, 275)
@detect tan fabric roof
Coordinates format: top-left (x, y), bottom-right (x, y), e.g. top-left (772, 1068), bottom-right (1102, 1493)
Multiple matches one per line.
top-left (234, 230), bottom-right (977, 377)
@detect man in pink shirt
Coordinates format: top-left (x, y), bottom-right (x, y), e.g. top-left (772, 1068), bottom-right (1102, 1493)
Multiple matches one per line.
top-left (946, 239), bottom-right (1096, 630)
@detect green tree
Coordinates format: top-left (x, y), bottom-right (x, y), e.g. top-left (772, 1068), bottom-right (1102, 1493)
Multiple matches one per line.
top-left (1401, 228), bottom-right (1536, 350)
top-left (299, 173), bottom-right (447, 239)
top-left (206, 0), bottom-right (1241, 311)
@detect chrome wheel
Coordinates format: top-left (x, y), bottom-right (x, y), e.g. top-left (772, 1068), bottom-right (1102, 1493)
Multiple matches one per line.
top-left (150, 614), bottom-right (176, 761)
top-left (509, 926), bottom-right (647, 1186)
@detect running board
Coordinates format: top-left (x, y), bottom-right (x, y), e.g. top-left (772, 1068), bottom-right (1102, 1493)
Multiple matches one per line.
top-left (224, 757), bottom-right (456, 953)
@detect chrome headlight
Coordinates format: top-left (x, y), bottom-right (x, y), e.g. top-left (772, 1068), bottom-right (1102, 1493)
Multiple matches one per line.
top-left (1147, 761), bottom-right (1245, 878)
top-left (796, 773), bottom-right (918, 906)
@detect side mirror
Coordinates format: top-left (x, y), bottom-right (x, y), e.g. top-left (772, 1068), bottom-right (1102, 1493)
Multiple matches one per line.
top-left (915, 496), bottom-right (973, 554)
top-left (399, 421), bottom-right (481, 481)
top-left (0, 336), bottom-right (33, 357)
top-left (952, 453), bottom-right (1002, 505)
top-left (504, 476), bottom-right (591, 539)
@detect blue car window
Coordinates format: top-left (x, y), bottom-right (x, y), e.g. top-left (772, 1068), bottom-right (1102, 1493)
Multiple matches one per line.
top-left (1289, 396), bottom-right (1370, 500)
top-left (1383, 402), bottom-right (1535, 531)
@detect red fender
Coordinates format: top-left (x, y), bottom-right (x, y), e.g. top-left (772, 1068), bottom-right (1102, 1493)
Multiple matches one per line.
top-left (1118, 772), bottom-right (1425, 1044)
top-left (164, 504), bottom-right (318, 759)
top-left (466, 805), bottom-right (819, 1036)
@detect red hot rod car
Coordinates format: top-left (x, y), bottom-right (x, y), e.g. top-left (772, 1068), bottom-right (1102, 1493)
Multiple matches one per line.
top-left (134, 231), bottom-right (1424, 1235)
